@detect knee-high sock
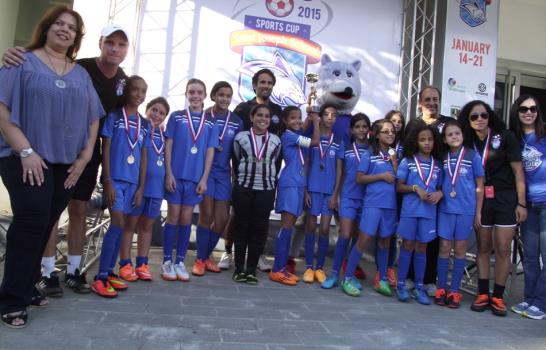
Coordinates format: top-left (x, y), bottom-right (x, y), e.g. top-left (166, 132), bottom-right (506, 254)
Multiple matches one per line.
top-left (316, 236), bottom-right (329, 269)
top-left (388, 235), bottom-right (397, 267)
top-left (195, 225), bottom-right (210, 261)
top-left (450, 258), bottom-right (466, 293)
top-left (109, 229), bottom-right (122, 274)
top-left (349, 237), bottom-right (358, 258)
top-left (207, 230), bottom-right (221, 258)
top-left (413, 252), bottom-right (427, 289)
top-left (162, 223), bottom-right (177, 263)
top-left (344, 245), bottom-right (362, 280)
top-left (273, 228), bottom-right (293, 272)
top-left (175, 224), bottom-right (191, 264)
top-left (331, 237), bottom-right (349, 275)
top-left (304, 232), bottom-right (316, 269)
top-left (437, 257), bottom-right (450, 290)
top-left (97, 225), bottom-right (122, 279)
top-left (397, 248), bottom-right (412, 289)
top-left (377, 246), bottom-right (389, 281)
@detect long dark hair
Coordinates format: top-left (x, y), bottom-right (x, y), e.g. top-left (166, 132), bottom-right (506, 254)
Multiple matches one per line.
top-left (458, 100), bottom-right (505, 148)
top-left (210, 81), bottom-right (232, 102)
top-left (403, 123), bottom-right (441, 160)
top-left (280, 106), bottom-right (301, 134)
top-left (146, 96), bottom-right (170, 115)
top-left (509, 94), bottom-right (544, 139)
top-left (385, 110), bottom-right (406, 144)
top-left (118, 75), bottom-right (146, 108)
top-left (368, 119), bottom-right (395, 156)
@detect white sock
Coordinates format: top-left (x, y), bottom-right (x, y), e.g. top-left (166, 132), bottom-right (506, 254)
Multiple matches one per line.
top-left (67, 255), bottom-right (82, 275)
top-left (41, 256), bottom-right (56, 277)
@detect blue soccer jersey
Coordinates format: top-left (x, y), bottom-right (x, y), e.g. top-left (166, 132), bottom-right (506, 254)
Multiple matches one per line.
top-left (332, 114), bottom-right (352, 145)
top-left (439, 147), bottom-right (484, 215)
top-left (210, 110), bottom-right (244, 176)
top-left (357, 149), bottom-right (397, 209)
top-left (101, 108), bottom-right (149, 184)
top-left (165, 109), bottom-right (219, 183)
top-left (521, 131), bottom-right (546, 204)
top-left (397, 156), bottom-right (442, 219)
top-left (143, 127), bottom-right (166, 199)
top-left (278, 130), bottom-right (311, 188)
top-left (340, 142), bottom-right (369, 200)
top-left (307, 134), bottom-right (343, 194)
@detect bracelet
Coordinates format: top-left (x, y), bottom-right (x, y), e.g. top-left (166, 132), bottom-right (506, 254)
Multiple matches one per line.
top-left (517, 203), bottom-right (527, 209)
top-left (412, 185), bottom-right (418, 193)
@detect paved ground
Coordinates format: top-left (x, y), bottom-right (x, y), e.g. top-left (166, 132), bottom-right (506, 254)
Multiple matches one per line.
top-left (0, 246), bottom-right (545, 350)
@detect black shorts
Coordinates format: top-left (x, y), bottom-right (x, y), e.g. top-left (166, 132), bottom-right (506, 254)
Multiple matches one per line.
top-left (481, 189), bottom-right (517, 227)
top-left (71, 161), bottom-right (100, 202)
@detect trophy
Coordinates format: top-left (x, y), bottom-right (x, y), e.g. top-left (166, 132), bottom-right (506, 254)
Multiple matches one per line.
top-left (305, 73), bottom-right (320, 113)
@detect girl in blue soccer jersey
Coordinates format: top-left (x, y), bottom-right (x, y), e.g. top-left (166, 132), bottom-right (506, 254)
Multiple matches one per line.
top-left (435, 120), bottom-right (484, 308)
top-left (340, 119), bottom-right (398, 297)
top-left (161, 79), bottom-right (218, 282)
top-left (270, 106), bottom-right (320, 285)
top-left (194, 81), bottom-right (243, 276)
top-left (302, 104), bottom-right (343, 284)
top-left (92, 75), bottom-right (149, 298)
top-left (117, 97), bottom-right (170, 282)
top-left (322, 113), bottom-right (370, 289)
top-left (395, 123), bottom-right (443, 305)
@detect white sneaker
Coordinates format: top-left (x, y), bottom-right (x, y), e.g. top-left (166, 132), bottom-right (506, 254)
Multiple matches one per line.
top-left (404, 279), bottom-right (415, 290)
top-left (160, 261), bottom-right (177, 281)
top-left (424, 283), bottom-right (437, 297)
top-left (218, 252), bottom-right (233, 270)
top-left (174, 262), bottom-right (190, 281)
top-left (257, 255), bottom-right (272, 272)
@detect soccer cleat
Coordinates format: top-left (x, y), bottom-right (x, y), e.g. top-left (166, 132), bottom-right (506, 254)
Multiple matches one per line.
top-left (387, 268), bottom-right (397, 288)
top-left (341, 277), bottom-right (361, 297)
top-left (470, 293), bottom-right (490, 312)
top-left (107, 274), bottom-right (128, 291)
top-left (375, 280), bottom-right (392, 297)
top-left (490, 297), bottom-right (507, 317)
top-left (245, 273), bottom-right (258, 285)
top-left (119, 264), bottom-right (139, 282)
top-left (354, 265), bottom-right (367, 280)
top-left (269, 271), bottom-right (297, 286)
top-left (314, 269), bottom-right (327, 284)
top-left (404, 279), bottom-right (415, 291)
top-left (286, 270), bottom-right (300, 282)
top-left (192, 259), bottom-right (206, 276)
top-left (160, 261), bottom-right (177, 281)
top-left (511, 301), bottom-right (530, 315)
top-left (374, 271), bottom-right (380, 290)
top-left (434, 288), bottom-right (447, 306)
top-left (321, 273), bottom-right (339, 289)
top-left (232, 272), bottom-right (246, 283)
top-left (91, 279), bottom-right (117, 298)
top-left (37, 272), bottom-right (63, 298)
top-left (174, 262), bottom-right (190, 281)
top-left (135, 264), bottom-right (153, 281)
top-left (446, 292), bottom-right (462, 309)
top-left (257, 255), bottom-right (273, 272)
top-left (412, 288), bottom-right (431, 305)
top-left (218, 252), bottom-right (233, 270)
top-left (285, 257), bottom-right (297, 275)
top-left (353, 278), bottom-right (363, 290)
top-left (205, 259), bottom-right (221, 273)
top-left (523, 306), bottom-right (546, 320)
top-left (302, 268), bottom-right (315, 283)
top-left (65, 269), bottom-right (91, 294)
top-left (396, 287), bottom-right (410, 302)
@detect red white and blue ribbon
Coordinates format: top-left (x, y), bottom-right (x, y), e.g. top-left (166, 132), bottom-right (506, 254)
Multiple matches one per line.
top-left (447, 146), bottom-right (465, 190)
top-left (319, 133), bottom-right (334, 160)
top-left (414, 156), bottom-right (435, 189)
top-left (151, 126), bottom-right (164, 157)
top-left (212, 110), bottom-right (231, 145)
top-left (250, 128), bottom-right (269, 161)
top-left (474, 127), bottom-right (491, 168)
top-left (122, 107), bottom-right (141, 152)
top-left (352, 142), bottom-right (362, 163)
top-left (185, 109), bottom-right (206, 146)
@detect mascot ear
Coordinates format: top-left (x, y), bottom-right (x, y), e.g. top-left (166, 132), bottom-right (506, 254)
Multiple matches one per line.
top-left (352, 60), bottom-right (362, 71)
top-left (321, 54), bottom-right (332, 65)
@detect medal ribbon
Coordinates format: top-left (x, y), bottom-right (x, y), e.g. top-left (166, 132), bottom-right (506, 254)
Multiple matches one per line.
top-left (122, 108), bottom-right (141, 152)
top-left (297, 146), bottom-right (305, 169)
top-left (413, 156), bottom-right (435, 189)
top-left (212, 110), bottom-right (231, 145)
top-left (352, 142), bottom-right (362, 163)
top-left (185, 109), bottom-right (206, 146)
top-left (395, 141), bottom-right (401, 155)
top-left (474, 127), bottom-right (491, 168)
top-left (250, 128), bottom-right (269, 161)
top-left (447, 146), bottom-right (465, 190)
top-left (151, 127), bottom-right (164, 157)
top-left (318, 133), bottom-right (334, 160)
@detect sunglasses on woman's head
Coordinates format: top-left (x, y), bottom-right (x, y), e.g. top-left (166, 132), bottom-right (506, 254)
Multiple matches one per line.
top-left (470, 112), bottom-right (489, 121)
top-left (518, 106), bottom-right (538, 114)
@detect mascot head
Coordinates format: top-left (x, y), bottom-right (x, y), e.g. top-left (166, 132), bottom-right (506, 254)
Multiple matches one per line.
top-left (316, 54), bottom-right (361, 115)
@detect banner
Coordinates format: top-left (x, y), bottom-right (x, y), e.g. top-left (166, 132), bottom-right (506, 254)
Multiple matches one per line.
top-left (441, 0), bottom-right (499, 117)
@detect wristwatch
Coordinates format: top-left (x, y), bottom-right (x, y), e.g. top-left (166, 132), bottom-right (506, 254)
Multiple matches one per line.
top-left (19, 148), bottom-right (34, 158)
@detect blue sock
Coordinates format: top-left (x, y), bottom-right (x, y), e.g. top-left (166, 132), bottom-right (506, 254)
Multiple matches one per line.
top-left (196, 225), bottom-right (210, 261)
top-left (273, 228), bottom-right (292, 272)
top-left (97, 225), bottom-right (122, 279)
top-left (316, 236), bottom-right (329, 269)
top-left (377, 247), bottom-right (389, 281)
top-left (304, 232), bottom-right (316, 268)
top-left (451, 258), bottom-right (466, 293)
top-left (388, 236), bottom-right (397, 267)
top-left (207, 230), bottom-right (221, 258)
top-left (344, 245), bottom-right (362, 280)
top-left (119, 258), bottom-right (132, 267)
top-left (175, 225), bottom-right (191, 264)
top-left (109, 228), bottom-right (122, 274)
top-left (162, 223), bottom-right (177, 263)
top-left (437, 257), bottom-right (450, 290)
top-left (136, 256), bottom-right (147, 267)
top-left (331, 237), bottom-right (349, 274)
top-left (397, 248), bottom-right (412, 289)
top-left (413, 251), bottom-right (426, 289)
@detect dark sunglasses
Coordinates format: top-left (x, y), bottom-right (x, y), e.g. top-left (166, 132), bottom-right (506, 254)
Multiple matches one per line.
top-left (470, 112), bottom-right (489, 121)
top-left (518, 106), bottom-right (538, 114)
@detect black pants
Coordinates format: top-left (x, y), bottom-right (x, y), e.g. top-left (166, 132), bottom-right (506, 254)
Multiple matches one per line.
top-left (232, 185), bottom-right (275, 275)
top-left (0, 157), bottom-right (74, 313)
top-left (408, 236), bottom-right (439, 284)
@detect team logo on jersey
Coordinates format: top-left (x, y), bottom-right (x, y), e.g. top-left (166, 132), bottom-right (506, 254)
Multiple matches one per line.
top-left (491, 134), bottom-right (501, 149)
top-left (522, 146), bottom-right (543, 173)
top-left (329, 149), bottom-right (336, 156)
top-left (460, 0), bottom-right (488, 28)
top-left (459, 166), bottom-right (469, 176)
top-left (228, 129), bottom-right (235, 136)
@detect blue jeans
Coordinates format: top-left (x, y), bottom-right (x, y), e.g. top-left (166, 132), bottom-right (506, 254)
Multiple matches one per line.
top-left (521, 202), bottom-right (546, 310)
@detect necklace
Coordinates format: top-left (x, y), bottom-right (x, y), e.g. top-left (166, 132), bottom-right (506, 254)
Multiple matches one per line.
top-left (43, 47), bottom-right (68, 89)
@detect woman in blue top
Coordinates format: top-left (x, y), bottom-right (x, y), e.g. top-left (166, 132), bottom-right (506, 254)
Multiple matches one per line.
top-left (509, 94), bottom-right (546, 320)
top-left (0, 6), bottom-right (103, 328)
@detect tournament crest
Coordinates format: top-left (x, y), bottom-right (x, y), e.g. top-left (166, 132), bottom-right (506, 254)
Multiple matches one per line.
top-left (459, 0), bottom-right (488, 27)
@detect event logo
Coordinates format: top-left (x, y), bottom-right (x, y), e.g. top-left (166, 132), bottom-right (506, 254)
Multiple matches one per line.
top-left (522, 146), bottom-right (543, 173)
top-left (266, 0), bottom-right (294, 17)
top-left (460, 0), bottom-right (489, 27)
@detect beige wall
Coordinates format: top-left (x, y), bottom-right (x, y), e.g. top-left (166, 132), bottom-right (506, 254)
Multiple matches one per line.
top-left (0, 0), bottom-right (20, 56)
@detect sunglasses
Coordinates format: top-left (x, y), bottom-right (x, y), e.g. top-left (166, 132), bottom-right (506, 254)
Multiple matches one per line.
top-left (470, 112), bottom-right (489, 121)
top-left (518, 106), bottom-right (538, 114)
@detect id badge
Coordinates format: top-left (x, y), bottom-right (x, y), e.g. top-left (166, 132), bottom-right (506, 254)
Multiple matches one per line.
top-left (485, 185), bottom-right (495, 199)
